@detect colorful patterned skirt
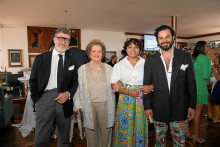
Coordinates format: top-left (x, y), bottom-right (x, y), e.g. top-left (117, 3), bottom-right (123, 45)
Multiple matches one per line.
top-left (112, 84), bottom-right (148, 147)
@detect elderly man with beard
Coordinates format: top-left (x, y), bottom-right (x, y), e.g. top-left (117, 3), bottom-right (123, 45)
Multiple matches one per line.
top-left (30, 27), bottom-right (78, 147)
top-left (143, 25), bottom-right (197, 147)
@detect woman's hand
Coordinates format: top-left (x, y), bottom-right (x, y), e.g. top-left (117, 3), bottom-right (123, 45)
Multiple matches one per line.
top-left (76, 108), bottom-right (83, 115)
top-left (140, 85), bottom-right (154, 94)
top-left (129, 89), bottom-right (139, 98)
top-left (112, 83), bottom-right (119, 92)
top-left (112, 81), bottom-right (124, 92)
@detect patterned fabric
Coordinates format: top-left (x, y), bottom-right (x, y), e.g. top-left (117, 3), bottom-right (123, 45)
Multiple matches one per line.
top-left (113, 84), bottom-right (148, 147)
top-left (154, 120), bottom-right (187, 147)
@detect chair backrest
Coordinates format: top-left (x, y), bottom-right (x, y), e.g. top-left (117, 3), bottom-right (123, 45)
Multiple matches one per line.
top-left (5, 74), bottom-right (23, 86)
top-left (5, 74), bottom-right (25, 96)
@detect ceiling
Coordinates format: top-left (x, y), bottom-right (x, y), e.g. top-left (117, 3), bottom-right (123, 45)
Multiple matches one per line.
top-left (0, 0), bottom-right (220, 37)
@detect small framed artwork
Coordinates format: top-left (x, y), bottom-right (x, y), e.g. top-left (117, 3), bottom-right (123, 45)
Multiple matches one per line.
top-left (105, 51), bottom-right (116, 62)
top-left (29, 55), bottom-right (37, 68)
top-left (8, 49), bottom-right (23, 67)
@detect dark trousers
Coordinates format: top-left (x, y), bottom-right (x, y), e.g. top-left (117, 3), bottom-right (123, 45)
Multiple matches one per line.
top-left (34, 89), bottom-right (71, 147)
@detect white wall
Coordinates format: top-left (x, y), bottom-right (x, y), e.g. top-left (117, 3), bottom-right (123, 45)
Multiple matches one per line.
top-left (0, 26), bottom-right (28, 73)
top-left (0, 26), bottom-right (219, 74)
top-left (0, 27), bottom-right (127, 74)
top-left (81, 30), bottom-right (126, 59)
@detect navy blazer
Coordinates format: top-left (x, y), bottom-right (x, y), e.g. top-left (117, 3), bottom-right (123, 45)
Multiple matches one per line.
top-left (29, 50), bottom-right (78, 118)
top-left (67, 47), bottom-right (89, 67)
top-left (143, 48), bottom-right (197, 122)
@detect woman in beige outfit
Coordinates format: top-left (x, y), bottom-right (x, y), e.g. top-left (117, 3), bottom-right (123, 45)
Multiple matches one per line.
top-left (73, 39), bottom-right (115, 147)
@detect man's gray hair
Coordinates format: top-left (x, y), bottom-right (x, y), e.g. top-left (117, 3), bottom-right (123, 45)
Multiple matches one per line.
top-left (54, 27), bottom-right (71, 39)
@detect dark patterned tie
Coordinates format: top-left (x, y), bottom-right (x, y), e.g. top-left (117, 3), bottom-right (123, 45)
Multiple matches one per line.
top-left (57, 54), bottom-right (63, 92)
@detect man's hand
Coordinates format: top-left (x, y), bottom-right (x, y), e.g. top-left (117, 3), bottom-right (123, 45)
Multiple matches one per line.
top-left (76, 108), bottom-right (83, 114)
top-left (188, 108), bottom-right (195, 121)
top-left (140, 85), bottom-right (153, 94)
top-left (54, 91), bottom-right (70, 104)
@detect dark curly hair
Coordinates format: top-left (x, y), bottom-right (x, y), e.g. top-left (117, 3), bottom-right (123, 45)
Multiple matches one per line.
top-left (154, 25), bottom-right (175, 40)
top-left (192, 41), bottom-right (207, 61)
top-left (123, 38), bottom-right (142, 51)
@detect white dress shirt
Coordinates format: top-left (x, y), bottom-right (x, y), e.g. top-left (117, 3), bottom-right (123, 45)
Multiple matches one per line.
top-left (45, 48), bottom-right (65, 91)
top-left (111, 56), bottom-right (145, 86)
top-left (159, 48), bottom-right (174, 92)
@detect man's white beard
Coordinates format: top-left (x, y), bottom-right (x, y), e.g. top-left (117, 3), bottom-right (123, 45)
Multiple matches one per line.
top-left (55, 45), bottom-right (68, 53)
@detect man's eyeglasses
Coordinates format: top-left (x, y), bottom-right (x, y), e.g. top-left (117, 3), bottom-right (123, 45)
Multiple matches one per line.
top-left (55, 36), bottom-right (70, 43)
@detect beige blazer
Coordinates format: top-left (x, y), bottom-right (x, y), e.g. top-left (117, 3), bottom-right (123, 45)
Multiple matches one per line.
top-left (73, 62), bottom-right (115, 129)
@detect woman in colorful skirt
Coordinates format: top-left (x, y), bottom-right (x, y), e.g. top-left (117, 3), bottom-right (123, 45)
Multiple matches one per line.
top-left (111, 38), bottom-right (153, 147)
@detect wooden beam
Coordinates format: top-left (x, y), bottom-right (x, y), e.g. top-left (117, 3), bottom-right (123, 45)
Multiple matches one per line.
top-left (178, 32), bottom-right (220, 39)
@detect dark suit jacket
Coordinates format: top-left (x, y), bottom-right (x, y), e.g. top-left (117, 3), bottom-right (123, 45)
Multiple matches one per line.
top-left (67, 47), bottom-right (89, 67)
top-left (29, 50), bottom-right (78, 118)
top-left (143, 48), bottom-right (197, 122)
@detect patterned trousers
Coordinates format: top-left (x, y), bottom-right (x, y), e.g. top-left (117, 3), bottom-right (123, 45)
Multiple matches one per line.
top-left (154, 120), bottom-right (187, 147)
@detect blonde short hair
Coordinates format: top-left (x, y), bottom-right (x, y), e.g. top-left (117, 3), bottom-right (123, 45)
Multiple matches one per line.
top-left (86, 39), bottom-right (106, 59)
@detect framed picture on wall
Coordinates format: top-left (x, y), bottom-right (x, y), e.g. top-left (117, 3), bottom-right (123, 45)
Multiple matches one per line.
top-left (8, 49), bottom-right (23, 67)
top-left (105, 51), bottom-right (116, 62)
top-left (29, 55), bottom-right (38, 68)
top-left (28, 26), bottom-right (81, 53)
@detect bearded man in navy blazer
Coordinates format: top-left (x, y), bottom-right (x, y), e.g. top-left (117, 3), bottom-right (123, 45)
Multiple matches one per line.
top-left (143, 25), bottom-right (197, 146)
top-left (30, 27), bottom-right (78, 147)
